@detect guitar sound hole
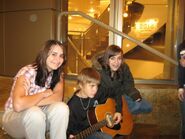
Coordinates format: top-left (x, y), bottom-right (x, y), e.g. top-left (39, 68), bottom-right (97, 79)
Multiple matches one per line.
top-left (106, 123), bottom-right (121, 130)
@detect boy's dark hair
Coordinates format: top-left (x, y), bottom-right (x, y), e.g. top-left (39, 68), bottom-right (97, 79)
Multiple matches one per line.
top-left (77, 67), bottom-right (100, 85)
top-left (178, 40), bottom-right (185, 59)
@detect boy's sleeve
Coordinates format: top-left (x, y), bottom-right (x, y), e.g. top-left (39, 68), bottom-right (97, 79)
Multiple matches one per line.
top-left (67, 101), bottom-right (78, 136)
top-left (178, 61), bottom-right (185, 88)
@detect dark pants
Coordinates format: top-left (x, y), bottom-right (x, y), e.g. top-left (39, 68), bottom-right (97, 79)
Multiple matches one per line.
top-left (180, 101), bottom-right (185, 139)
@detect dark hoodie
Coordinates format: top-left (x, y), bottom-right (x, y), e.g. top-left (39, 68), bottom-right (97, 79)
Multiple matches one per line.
top-left (92, 51), bottom-right (142, 113)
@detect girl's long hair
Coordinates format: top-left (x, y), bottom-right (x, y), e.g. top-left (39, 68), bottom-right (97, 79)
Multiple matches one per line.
top-left (102, 45), bottom-right (123, 80)
top-left (33, 40), bottom-right (67, 89)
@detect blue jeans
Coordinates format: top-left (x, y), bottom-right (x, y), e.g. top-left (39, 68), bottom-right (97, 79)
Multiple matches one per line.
top-left (87, 131), bottom-right (112, 139)
top-left (124, 95), bottom-right (152, 115)
top-left (180, 100), bottom-right (185, 139)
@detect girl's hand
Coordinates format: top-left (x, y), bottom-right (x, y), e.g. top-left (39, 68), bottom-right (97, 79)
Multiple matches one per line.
top-left (43, 89), bottom-right (53, 98)
top-left (113, 112), bottom-right (122, 125)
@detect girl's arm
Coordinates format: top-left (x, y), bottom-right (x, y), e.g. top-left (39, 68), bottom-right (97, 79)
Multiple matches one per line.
top-left (13, 75), bottom-right (52, 112)
top-left (37, 76), bottom-right (64, 106)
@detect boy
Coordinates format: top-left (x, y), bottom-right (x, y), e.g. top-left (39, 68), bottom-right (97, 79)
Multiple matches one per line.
top-left (178, 41), bottom-right (185, 139)
top-left (67, 67), bottom-right (112, 139)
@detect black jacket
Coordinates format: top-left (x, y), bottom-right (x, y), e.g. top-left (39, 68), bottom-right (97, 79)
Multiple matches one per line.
top-left (92, 51), bottom-right (142, 104)
top-left (92, 52), bottom-right (141, 111)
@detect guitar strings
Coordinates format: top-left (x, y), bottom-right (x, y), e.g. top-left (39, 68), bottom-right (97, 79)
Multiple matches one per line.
top-left (79, 97), bottom-right (91, 110)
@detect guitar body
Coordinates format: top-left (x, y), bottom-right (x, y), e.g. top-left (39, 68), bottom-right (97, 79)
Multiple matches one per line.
top-left (87, 96), bottom-right (133, 137)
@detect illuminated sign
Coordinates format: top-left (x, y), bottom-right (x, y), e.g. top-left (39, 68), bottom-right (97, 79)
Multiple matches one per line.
top-left (134, 19), bottom-right (159, 34)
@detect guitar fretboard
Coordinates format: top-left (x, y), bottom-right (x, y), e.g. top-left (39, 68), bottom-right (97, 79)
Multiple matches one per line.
top-left (75, 119), bottom-right (107, 139)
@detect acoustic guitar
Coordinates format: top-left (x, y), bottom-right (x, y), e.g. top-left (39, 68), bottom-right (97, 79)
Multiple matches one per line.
top-left (74, 96), bottom-right (133, 139)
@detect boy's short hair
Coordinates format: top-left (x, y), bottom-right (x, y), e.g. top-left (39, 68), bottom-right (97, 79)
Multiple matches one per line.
top-left (77, 67), bottom-right (101, 84)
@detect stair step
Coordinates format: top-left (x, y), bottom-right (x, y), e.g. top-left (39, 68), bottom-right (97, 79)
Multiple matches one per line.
top-left (130, 123), bottom-right (159, 139)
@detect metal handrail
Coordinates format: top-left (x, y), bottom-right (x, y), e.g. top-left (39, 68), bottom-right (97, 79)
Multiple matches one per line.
top-left (67, 37), bottom-right (90, 67)
top-left (57, 11), bottom-right (178, 66)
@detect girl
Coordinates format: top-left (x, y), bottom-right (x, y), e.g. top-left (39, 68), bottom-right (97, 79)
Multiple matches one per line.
top-left (2, 40), bottom-right (69, 139)
top-left (92, 45), bottom-right (152, 115)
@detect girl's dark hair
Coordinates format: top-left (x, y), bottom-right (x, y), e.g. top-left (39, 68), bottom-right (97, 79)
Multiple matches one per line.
top-left (33, 40), bottom-right (67, 89)
top-left (102, 45), bottom-right (123, 68)
top-left (101, 45), bottom-right (123, 80)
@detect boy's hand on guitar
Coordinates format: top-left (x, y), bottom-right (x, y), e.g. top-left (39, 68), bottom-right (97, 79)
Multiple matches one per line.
top-left (113, 112), bottom-right (122, 124)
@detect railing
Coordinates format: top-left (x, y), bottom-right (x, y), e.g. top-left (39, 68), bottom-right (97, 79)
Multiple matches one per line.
top-left (68, 37), bottom-right (90, 67)
top-left (57, 11), bottom-right (178, 66)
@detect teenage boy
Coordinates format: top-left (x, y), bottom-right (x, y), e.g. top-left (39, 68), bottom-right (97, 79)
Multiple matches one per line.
top-left (178, 40), bottom-right (185, 139)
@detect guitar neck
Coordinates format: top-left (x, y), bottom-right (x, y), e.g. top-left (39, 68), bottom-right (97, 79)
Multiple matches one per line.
top-left (75, 119), bottom-right (107, 139)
